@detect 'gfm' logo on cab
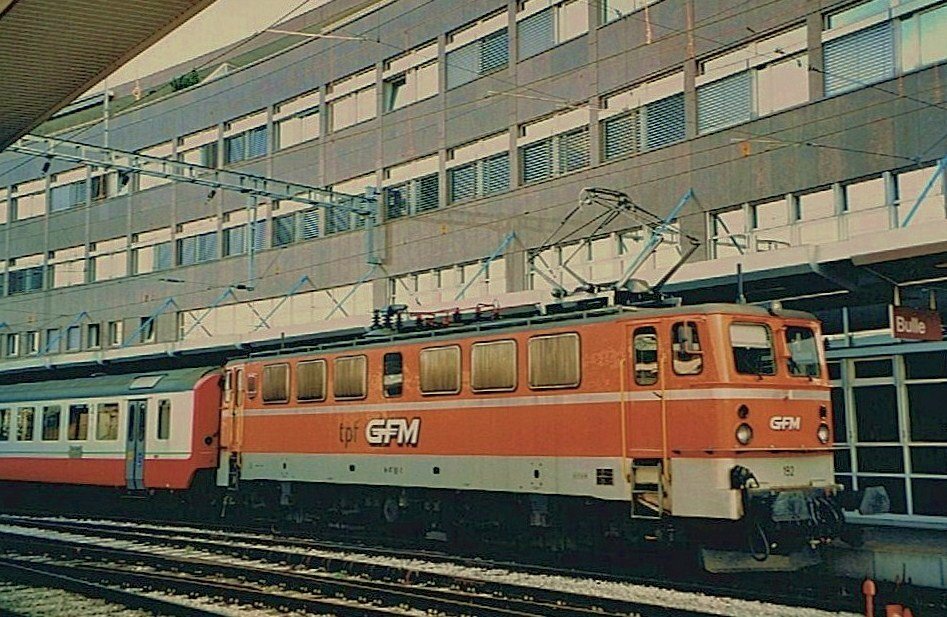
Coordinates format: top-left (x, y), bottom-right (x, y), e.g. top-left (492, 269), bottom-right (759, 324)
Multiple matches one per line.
top-left (769, 416), bottom-right (802, 431)
top-left (366, 418), bottom-right (421, 446)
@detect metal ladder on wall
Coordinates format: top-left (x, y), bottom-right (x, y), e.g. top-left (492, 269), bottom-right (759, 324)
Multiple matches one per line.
top-left (630, 459), bottom-right (665, 519)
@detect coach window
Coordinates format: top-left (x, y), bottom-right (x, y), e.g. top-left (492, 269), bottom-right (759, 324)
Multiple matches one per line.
top-left (529, 333), bottom-right (580, 389)
top-left (297, 360), bottom-right (327, 402)
top-left (472, 340), bottom-right (517, 392)
top-left (157, 399), bottom-right (171, 440)
top-left (68, 404), bottom-right (89, 440)
top-left (262, 363), bottom-right (290, 403)
top-left (42, 405), bottom-right (61, 441)
top-left (634, 327), bottom-right (659, 385)
top-left (383, 352), bottom-right (403, 397)
top-left (420, 346), bottom-right (462, 395)
top-left (785, 326), bottom-right (820, 377)
top-left (16, 407), bottom-right (35, 441)
top-left (334, 355), bottom-right (367, 400)
top-left (0, 408), bottom-right (10, 440)
top-left (730, 323), bottom-right (776, 376)
top-left (96, 403), bottom-right (119, 440)
top-left (246, 374), bottom-right (258, 398)
top-left (672, 322), bottom-right (703, 376)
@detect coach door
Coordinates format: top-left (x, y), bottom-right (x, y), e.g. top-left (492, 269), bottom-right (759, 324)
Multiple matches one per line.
top-left (125, 399), bottom-right (147, 490)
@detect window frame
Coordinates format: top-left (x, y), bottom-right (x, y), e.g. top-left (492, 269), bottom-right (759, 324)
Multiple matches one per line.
top-left (419, 345), bottom-right (463, 395)
top-left (633, 326), bottom-right (660, 386)
top-left (471, 339), bottom-right (518, 393)
top-left (527, 332), bottom-right (581, 390)
top-left (296, 359), bottom-right (328, 402)
top-left (261, 363), bottom-right (291, 404)
top-left (729, 321), bottom-right (777, 376)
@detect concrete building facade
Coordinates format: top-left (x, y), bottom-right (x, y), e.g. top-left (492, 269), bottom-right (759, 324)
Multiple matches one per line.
top-left (0, 0), bottom-right (945, 527)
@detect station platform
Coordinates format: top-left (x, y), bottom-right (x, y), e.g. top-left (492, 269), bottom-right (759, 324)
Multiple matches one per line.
top-left (825, 526), bottom-right (947, 589)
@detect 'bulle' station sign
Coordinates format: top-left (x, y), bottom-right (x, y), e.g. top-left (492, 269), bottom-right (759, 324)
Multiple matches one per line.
top-left (889, 305), bottom-right (943, 341)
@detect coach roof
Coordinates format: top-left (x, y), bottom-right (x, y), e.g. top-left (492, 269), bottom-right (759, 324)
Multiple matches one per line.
top-left (0, 366), bottom-right (219, 404)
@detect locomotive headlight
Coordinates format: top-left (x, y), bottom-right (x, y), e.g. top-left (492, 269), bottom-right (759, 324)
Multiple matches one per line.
top-left (817, 422), bottom-right (831, 444)
top-left (736, 423), bottom-right (754, 445)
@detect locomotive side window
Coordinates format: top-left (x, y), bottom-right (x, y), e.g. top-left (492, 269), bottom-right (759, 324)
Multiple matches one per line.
top-left (420, 346), bottom-right (462, 395)
top-left (16, 407), bottom-right (35, 441)
top-left (634, 327), bottom-right (659, 385)
top-left (42, 405), bottom-right (61, 441)
top-left (672, 322), bottom-right (703, 376)
top-left (246, 374), bottom-right (258, 398)
top-left (262, 363), bottom-right (290, 403)
top-left (223, 371), bottom-right (233, 404)
top-left (730, 323), bottom-right (776, 376)
top-left (785, 326), bottom-right (821, 377)
top-left (471, 340), bottom-right (517, 392)
top-left (529, 333), bottom-right (580, 389)
top-left (157, 399), bottom-right (171, 440)
top-left (0, 408), bottom-right (9, 441)
top-left (297, 360), bottom-right (327, 402)
top-left (96, 403), bottom-right (119, 440)
top-left (383, 352), bottom-right (403, 398)
top-left (68, 404), bottom-right (89, 440)
top-left (334, 355), bottom-right (367, 399)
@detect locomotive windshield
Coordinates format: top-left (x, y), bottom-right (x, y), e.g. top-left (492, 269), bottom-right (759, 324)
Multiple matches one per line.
top-left (785, 326), bottom-right (821, 377)
top-left (730, 323), bottom-right (776, 376)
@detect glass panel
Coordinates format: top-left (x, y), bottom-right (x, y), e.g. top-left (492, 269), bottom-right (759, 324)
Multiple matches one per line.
top-left (472, 340), bottom-right (517, 391)
top-left (383, 352), bottom-right (403, 397)
top-left (521, 138), bottom-right (554, 184)
top-left (671, 321), bottom-right (703, 375)
top-left (416, 174), bottom-right (440, 212)
top-left (911, 479), bottom-right (947, 516)
top-left (297, 360), bottom-right (327, 401)
top-left (730, 323), bottom-right (776, 375)
top-left (897, 166), bottom-right (945, 224)
top-left (823, 22), bottom-right (895, 96)
top-left (529, 333), bottom-right (580, 388)
top-left (644, 93), bottom-right (685, 150)
top-left (559, 127), bottom-right (589, 173)
top-left (826, 0), bottom-right (888, 29)
top-left (834, 446), bottom-right (852, 472)
top-left (482, 153), bottom-right (510, 195)
top-left (518, 7), bottom-right (555, 60)
top-left (157, 399), bottom-right (171, 440)
top-left (858, 476), bottom-right (906, 514)
top-left (905, 351), bottom-right (947, 379)
top-left (633, 327), bottom-right (658, 386)
top-left (831, 387), bottom-right (848, 443)
top-left (828, 361), bottom-right (842, 381)
top-left (449, 164), bottom-right (477, 203)
top-left (0, 408), bottom-right (9, 441)
top-left (854, 358), bottom-right (892, 378)
top-left (907, 382), bottom-right (947, 442)
top-left (785, 326), bottom-right (821, 377)
top-left (42, 405), bottom-right (61, 441)
top-left (68, 404), bottom-right (89, 440)
top-left (697, 71), bottom-right (752, 134)
top-left (853, 384), bottom-right (898, 441)
top-left (420, 346), bottom-right (462, 394)
top-left (17, 407), bottom-right (35, 441)
top-left (96, 403), bottom-right (119, 440)
top-left (901, 3), bottom-right (947, 71)
top-left (757, 54), bottom-right (809, 115)
top-left (911, 447), bottom-right (947, 474)
top-left (262, 364), bottom-right (289, 402)
top-left (857, 446), bottom-right (904, 473)
top-left (603, 111), bottom-right (639, 159)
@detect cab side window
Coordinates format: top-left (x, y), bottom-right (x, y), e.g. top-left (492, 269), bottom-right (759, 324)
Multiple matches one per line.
top-left (633, 327), bottom-right (659, 386)
top-left (672, 321), bottom-right (703, 376)
top-left (383, 352), bottom-right (403, 397)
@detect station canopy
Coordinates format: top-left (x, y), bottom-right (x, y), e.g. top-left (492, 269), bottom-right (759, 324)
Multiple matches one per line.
top-left (0, 0), bottom-right (216, 151)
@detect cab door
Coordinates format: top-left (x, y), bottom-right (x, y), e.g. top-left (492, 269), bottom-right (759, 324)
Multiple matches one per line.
top-left (125, 399), bottom-right (147, 490)
top-left (625, 323), bottom-right (664, 455)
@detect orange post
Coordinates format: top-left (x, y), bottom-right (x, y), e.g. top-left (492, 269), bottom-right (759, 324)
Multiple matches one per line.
top-left (862, 579), bottom-right (876, 617)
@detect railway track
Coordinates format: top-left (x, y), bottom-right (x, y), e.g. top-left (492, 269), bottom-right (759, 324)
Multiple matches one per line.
top-left (0, 514), bottom-right (863, 617)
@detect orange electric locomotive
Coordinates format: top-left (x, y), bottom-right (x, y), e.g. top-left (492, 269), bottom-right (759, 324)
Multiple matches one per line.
top-left (217, 301), bottom-right (879, 568)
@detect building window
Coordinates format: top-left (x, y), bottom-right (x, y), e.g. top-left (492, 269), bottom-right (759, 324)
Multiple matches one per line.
top-left (223, 219), bottom-right (267, 256)
top-left (328, 70), bottom-right (376, 132)
top-left (384, 155), bottom-right (440, 220)
top-left (49, 246), bottom-right (87, 288)
top-left (823, 22), bottom-right (894, 96)
top-left (601, 0), bottom-right (659, 24)
top-left (709, 207), bottom-right (748, 259)
top-left (87, 323), bottom-right (101, 349)
top-left (697, 27), bottom-right (808, 134)
top-left (5, 333), bottom-right (18, 357)
top-left (178, 127), bottom-right (219, 167)
top-left (177, 230), bottom-right (218, 266)
top-left (276, 90), bottom-right (320, 150)
top-left (8, 265), bottom-right (44, 295)
top-left (90, 238), bottom-right (128, 282)
top-left (139, 317), bottom-right (155, 344)
top-left (65, 326), bottom-right (81, 351)
top-left (901, 3), bottom-right (947, 72)
top-left (383, 42), bottom-right (438, 112)
top-left (795, 187), bottom-right (839, 244)
top-left (896, 165), bottom-right (946, 225)
top-left (108, 320), bottom-right (123, 347)
top-left (137, 141), bottom-right (174, 191)
top-left (49, 178), bottom-right (86, 211)
top-left (751, 198), bottom-right (792, 251)
top-left (446, 12), bottom-right (508, 89)
top-left (11, 178), bottom-right (46, 220)
top-left (844, 176), bottom-right (890, 237)
top-left (517, 0), bottom-right (588, 60)
top-left (602, 72), bottom-right (685, 159)
top-left (24, 331), bottom-right (38, 355)
top-left (45, 328), bottom-right (59, 354)
top-left (223, 111), bottom-right (268, 164)
top-left (449, 152), bottom-right (510, 203)
top-left (520, 113), bottom-right (590, 184)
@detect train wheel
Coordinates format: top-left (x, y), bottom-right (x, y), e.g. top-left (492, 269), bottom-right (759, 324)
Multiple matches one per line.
top-left (382, 496), bottom-right (401, 524)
